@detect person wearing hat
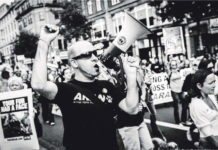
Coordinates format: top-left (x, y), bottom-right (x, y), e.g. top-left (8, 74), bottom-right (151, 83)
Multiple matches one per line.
top-left (31, 24), bottom-right (140, 150)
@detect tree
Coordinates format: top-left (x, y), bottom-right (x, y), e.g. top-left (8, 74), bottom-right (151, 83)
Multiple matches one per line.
top-left (53, 1), bottom-right (92, 41)
top-left (149, 1), bottom-right (218, 24)
top-left (14, 31), bottom-right (39, 58)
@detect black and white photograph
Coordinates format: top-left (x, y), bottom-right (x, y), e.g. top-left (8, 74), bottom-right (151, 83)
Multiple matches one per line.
top-left (1, 111), bottom-right (32, 139)
top-left (0, 0), bottom-right (218, 150)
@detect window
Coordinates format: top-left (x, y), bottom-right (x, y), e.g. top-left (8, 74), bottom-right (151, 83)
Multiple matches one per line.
top-left (87, 1), bottom-right (93, 15)
top-left (92, 19), bottom-right (106, 40)
top-left (54, 13), bottom-right (59, 19)
top-left (28, 15), bottom-right (32, 24)
top-left (149, 17), bottom-right (154, 26)
top-left (23, 19), bottom-right (27, 27)
top-left (111, 0), bottom-right (120, 5)
top-left (39, 12), bottom-right (45, 21)
top-left (96, 0), bottom-right (101, 11)
top-left (64, 39), bottom-right (67, 50)
top-left (95, 31), bottom-right (102, 38)
top-left (37, 0), bottom-right (43, 5)
top-left (58, 39), bottom-right (62, 50)
top-left (140, 18), bottom-right (147, 26)
top-left (112, 12), bottom-right (124, 34)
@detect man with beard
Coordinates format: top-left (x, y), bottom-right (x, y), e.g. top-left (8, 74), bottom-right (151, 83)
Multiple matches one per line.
top-left (31, 24), bottom-right (140, 150)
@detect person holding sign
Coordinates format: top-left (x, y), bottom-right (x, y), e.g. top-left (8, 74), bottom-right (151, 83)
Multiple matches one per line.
top-left (31, 24), bottom-right (140, 150)
top-left (168, 59), bottom-right (183, 124)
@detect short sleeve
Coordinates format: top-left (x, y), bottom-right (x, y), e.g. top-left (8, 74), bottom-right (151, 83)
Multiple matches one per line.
top-left (190, 99), bottom-right (218, 137)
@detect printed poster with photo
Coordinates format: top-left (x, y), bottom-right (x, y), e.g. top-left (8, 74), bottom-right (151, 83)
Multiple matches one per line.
top-left (0, 89), bottom-right (39, 150)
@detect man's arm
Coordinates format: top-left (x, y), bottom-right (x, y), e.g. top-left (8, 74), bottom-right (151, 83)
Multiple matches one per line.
top-left (118, 55), bottom-right (139, 115)
top-left (31, 25), bottom-right (59, 100)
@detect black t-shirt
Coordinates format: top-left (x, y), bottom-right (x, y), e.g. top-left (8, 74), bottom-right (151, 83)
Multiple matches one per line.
top-left (54, 79), bottom-right (125, 150)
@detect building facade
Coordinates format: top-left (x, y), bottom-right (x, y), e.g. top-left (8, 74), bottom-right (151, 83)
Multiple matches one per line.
top-left (0, 2), bottom-right (19, 64)
top-left (0, 0), bottom-right (67, 65)
top-left (81, 0), bottom-right (218, 62)
top-left (81, 0), bottom-right (175, 63)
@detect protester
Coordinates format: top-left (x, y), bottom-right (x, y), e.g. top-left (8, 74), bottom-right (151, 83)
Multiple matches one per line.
top-left (62, 67), bottom-right (74, 82)
top-left (140, 61), bottom-right (166, 140)
top-left (168, 60), bottom-right (183, 124)
top-left (0, 65), bottom-right (12, 92)
top-left (31, 24), bottom-right (140, 150)
top-left (8, 76), bottom-right (25, 91)
top-left (198, 59), bottom-right (214, 72)
top-left (180, 60), bottom-right (198, 126)
top-left (189, 69), bottom-right (218, 148)
top-left (7, 75), bottom-right (43, 137)
top-left (151, 57), bottom-right (162, 73)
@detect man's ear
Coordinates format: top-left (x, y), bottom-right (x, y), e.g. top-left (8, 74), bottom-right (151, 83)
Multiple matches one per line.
top-left (196, 83), bottom-right (202, 90)
top-left (69, 59), bottom-right (78, 68)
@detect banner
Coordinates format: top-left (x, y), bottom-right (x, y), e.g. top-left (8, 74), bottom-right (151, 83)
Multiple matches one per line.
top-left (0, 89), bottom-right (39, 150)
top-left (150, 73), bottom-right (173, 105)
top-left (163, 26), bottom-right (185, 55)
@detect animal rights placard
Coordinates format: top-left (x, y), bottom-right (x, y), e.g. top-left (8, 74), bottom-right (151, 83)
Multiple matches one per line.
top-left (150, 73), bottom-right (173, 105)
top-left (0, 89), bottom-right (39, 150)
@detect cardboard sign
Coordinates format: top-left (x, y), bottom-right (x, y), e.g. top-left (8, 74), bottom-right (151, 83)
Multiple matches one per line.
top-left (0, 89), bottom-right (39, 150)
top-left (150, 73), bottom-right (173, 105)
top-left (163, 26), bottom-right (185, 55)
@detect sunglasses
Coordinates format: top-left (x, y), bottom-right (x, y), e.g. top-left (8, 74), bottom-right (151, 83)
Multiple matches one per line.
top-left (72, 50), bottom-right (98, 60)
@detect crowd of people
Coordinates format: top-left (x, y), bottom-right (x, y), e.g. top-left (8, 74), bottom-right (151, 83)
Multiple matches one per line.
top-left (0, 24), bottom-right (218, 150)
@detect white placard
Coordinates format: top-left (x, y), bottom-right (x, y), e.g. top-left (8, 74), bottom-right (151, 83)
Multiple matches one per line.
top-left (163, 26), bottom-right (185, 55)
top-left (0, 89), bottom-right (39, 150)
top-left (150, 73), bottom-right (173, 105)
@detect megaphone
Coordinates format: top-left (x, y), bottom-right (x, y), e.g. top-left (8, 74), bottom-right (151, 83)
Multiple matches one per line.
top-left (101, 11), bottom-right (152, 67)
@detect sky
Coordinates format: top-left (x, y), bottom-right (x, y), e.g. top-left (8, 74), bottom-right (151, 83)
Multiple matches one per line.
top-left (0, 0), bottom-right (15, 6)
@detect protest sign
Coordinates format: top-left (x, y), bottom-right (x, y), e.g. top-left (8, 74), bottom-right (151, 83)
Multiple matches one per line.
top-left (0, 89), bottom-right (39, 150)
top-left (150, 73), bottom-right (173, 105)
top-left (163, 26), bottom-right (185, 55)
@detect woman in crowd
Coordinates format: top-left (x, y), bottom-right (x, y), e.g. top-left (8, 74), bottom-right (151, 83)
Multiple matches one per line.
top-left (62, 67), bottom-right (74, 82)
top-left (8, 76), bottom-right (43, 137)
top-left (140, 60), bottom-right (166, 140)
top-left (8, 76), bottom-right (24, 91)
top-left (168, 59), bottom-right (183, 124)
top-left (189, 69), bottom-right (218, 148)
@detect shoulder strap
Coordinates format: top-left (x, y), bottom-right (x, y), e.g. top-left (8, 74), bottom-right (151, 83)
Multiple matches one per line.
top-left (67, 82), bottom-right (104, 105)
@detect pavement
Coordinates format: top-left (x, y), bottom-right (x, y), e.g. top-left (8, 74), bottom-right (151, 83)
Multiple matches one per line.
top-left (37, 102), bottom-right (196, 150)
top-left (38, 111), bottom-right (65, 150)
